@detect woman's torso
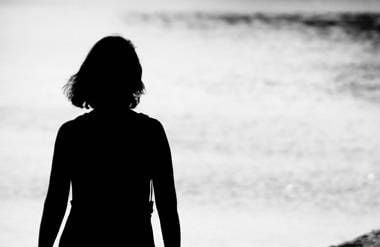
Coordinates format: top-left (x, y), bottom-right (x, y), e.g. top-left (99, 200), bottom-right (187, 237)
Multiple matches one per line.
top-left (60, 109), bottom-right (156, 246)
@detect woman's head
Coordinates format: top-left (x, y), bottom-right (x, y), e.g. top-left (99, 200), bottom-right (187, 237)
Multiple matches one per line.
top-left (64, 36), bottom-right (145, 109)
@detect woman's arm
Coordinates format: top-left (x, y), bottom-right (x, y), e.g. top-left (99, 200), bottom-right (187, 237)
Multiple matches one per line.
top-left (152, 120), bottom-right (181, 247)
top-left (38, 124), bottom-right (71, 247)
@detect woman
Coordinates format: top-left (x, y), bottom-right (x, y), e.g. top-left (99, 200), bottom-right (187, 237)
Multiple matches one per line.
top-left (38, 36), bottom-right (181, 247)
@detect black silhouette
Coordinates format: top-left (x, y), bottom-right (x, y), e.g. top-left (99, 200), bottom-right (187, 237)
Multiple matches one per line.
top-left (38, 36), bottom-right (180, 247)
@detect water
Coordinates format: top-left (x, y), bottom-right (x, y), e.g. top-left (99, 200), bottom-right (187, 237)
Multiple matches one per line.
top-left (1, 3), bottom-right (380, 247)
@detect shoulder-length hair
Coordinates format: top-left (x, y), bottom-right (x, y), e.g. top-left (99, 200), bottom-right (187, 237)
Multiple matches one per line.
top-left (64, 36), bottom-right (145, 109)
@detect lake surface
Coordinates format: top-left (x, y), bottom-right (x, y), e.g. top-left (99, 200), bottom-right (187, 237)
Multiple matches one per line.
top-left (1, 3), bottom-right (380, 247)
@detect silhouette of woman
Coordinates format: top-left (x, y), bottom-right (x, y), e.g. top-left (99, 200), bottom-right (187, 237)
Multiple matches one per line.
top-left (38, 36), bottom-right (180, 247)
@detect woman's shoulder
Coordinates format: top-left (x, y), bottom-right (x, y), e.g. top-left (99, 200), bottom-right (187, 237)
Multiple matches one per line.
top-left (136, 112), bottom-right (165, 130)
top-left (137, 112), bottom-right (157, 123)
top-left (57, 111), bottom-right (165, 134)
top-left (57, 112), bottom-right (91, 133)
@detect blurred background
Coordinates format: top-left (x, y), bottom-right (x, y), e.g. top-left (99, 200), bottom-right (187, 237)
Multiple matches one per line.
top-left (1, 0), bottom-right (380, 246)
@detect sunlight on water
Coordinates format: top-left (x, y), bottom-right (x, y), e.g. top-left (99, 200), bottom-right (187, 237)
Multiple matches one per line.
top-left (1, 3), bottom-right (380, 247)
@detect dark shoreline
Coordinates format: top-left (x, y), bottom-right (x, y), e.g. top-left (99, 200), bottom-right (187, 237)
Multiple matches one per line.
top-left (330, 230), bottom-right (380, 247)
top-left (126, 12), bottom-right (380, 41)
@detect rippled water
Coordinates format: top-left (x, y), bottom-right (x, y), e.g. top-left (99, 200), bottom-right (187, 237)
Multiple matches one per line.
top-left (1, 5), bottom-right (380, 246)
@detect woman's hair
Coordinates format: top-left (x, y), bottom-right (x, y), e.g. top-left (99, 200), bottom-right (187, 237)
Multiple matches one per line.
top-left (64, 36), bottom-right (145, 109)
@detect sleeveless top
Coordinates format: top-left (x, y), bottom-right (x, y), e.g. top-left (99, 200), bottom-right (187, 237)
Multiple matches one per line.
top-left (58, 109), bottom-right (159, 247)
